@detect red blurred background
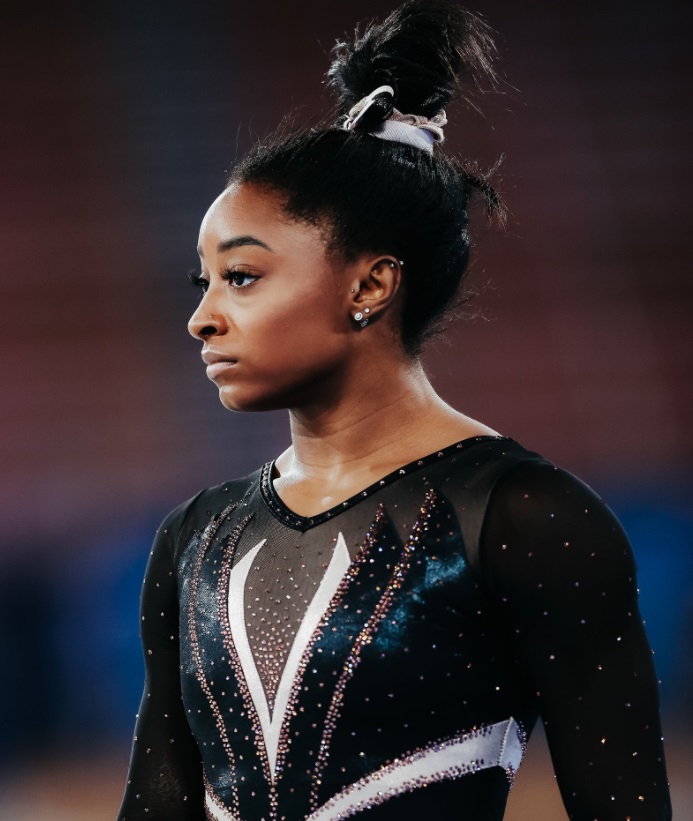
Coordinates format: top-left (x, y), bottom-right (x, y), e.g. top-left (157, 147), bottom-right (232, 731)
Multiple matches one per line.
top-left (1, 0), bottom-right (691, 818)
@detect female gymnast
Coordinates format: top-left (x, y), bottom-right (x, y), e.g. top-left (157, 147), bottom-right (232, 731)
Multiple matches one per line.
top-left (118, 1), bottom-right (671, 818)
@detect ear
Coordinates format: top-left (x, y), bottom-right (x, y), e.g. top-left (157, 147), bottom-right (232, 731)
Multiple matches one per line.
top-left (347, 256), bottom-right (402, 323)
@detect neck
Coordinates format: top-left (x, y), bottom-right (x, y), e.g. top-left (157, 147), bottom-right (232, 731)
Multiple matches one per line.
top-left (279, 355), bottom-right (465, 481)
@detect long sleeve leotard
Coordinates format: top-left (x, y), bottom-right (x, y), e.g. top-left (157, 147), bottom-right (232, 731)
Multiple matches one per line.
top-left (118, 436), bottom-right (671, 820)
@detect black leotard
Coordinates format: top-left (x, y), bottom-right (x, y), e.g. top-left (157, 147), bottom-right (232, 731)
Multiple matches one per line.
top-left (118, 436), bottom-right (671, 820)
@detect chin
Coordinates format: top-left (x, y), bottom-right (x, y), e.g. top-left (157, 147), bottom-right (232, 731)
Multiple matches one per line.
top-left (217, 384), bottom-right (288, 414)
top-left (214, 361), bottom-right (342, 413)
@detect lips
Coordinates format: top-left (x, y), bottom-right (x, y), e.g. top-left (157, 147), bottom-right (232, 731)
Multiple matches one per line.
top-left (206, 361), bottom-right (237, 379)
top-left (201, 350), bottom-right (238, 379)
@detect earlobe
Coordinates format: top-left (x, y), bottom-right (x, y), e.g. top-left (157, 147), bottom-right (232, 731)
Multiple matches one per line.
top-left (352, 307), bottom-right (371, 328)
top-left (347, 255), bottom-right (402, 329)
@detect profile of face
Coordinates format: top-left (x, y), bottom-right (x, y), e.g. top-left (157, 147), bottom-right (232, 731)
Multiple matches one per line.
top-left (189, 183), bottom-right (400, 413)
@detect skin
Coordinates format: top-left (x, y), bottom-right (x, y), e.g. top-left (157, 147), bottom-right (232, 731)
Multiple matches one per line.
top-left (189, 182), bottom-right (497, 517)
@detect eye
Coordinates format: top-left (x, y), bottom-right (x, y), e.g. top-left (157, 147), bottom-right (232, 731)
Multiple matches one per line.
top-left (222, 269), bottom-right (259, 289)
top-left (188, 269), bottom-right (209, 293)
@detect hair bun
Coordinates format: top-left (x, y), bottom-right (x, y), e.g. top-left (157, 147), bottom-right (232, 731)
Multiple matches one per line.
top-left (327, 0), bottom-right (498, 122)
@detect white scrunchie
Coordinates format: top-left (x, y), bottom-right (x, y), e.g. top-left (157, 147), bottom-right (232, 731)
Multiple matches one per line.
top-left (341, 84), bottom-right (447, 154)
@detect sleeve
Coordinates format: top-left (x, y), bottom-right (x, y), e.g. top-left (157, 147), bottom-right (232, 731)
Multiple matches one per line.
top-left (117, 503), bottom-right (206, 821)
top-left (481, 460), bottom-right (672, 821)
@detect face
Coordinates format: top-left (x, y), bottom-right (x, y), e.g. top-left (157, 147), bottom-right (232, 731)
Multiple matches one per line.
top-left (189, 183), bottom-right (356, 412)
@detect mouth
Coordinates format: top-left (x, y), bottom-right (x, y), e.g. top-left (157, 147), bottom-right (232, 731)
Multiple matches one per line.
top-left (201, 350), bottom-right (238, 379)
top-left (205, 359), bottom-right (238, 379)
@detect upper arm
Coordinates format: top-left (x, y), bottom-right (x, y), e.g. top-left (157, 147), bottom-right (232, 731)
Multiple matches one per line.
top-left (482, 461), bottom-right (672, 820)
top-left (118, 505), bottom-right (206, 821)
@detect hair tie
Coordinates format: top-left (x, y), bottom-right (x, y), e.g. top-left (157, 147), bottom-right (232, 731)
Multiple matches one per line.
top-left (341, 86), bottom-right (447, 154)
top-left (342, 85), bottom-right (395, 130)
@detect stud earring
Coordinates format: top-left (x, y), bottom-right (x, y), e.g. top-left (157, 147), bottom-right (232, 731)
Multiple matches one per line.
top-left (353, 311), bottom-right (369, 327)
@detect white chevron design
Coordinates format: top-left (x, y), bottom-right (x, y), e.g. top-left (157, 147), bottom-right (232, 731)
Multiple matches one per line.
top-left (227, 532), bottom-right (351, 782)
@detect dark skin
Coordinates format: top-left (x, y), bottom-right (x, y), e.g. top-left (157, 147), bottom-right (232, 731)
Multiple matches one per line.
top-left (189, 182), bottom-right (497, 516)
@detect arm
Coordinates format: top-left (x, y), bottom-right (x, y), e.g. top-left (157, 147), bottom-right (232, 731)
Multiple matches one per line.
top-left (481, 460), bottom-right (671, 820)
top-left (118, 504), bottom-right (205, 821)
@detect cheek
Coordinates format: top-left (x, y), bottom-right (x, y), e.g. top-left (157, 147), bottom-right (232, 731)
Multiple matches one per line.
top-left (245, 284), bottom-right (345, 355)
top-left (255, 313), bottom-right (346, 368)
top-left (216, 322), bottom-right (347, 411)
top-left (219, 289), bottom-right (349, 408)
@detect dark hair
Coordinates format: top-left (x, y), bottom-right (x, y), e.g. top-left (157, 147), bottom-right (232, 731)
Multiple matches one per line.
top-left (228, 0), bottom-right (502, 356)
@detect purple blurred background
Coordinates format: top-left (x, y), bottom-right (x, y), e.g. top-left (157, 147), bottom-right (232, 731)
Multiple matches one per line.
top-left (1, 0), bottom-right (691, 817)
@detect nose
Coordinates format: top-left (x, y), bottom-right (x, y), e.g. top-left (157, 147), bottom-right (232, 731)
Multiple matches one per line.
top-left (188, 301), bottom-right (225, 340)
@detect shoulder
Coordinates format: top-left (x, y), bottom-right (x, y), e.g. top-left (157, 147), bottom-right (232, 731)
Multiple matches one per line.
top-left (483, 455), bottom-right (628, 548)
top-left (154, 468), bottom-right (263, 561)
top-left (479, 454), bottom-right (637, 613)
top-left (431, 435), bottom-right (546, 493)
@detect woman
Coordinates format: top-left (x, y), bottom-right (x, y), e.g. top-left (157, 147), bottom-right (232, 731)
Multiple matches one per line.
top-left (118, 1), bottom-right (671, 819)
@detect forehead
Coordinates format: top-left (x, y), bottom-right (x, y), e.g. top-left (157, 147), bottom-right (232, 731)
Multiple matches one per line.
top-left (198, 183), bottom-right (319, 253)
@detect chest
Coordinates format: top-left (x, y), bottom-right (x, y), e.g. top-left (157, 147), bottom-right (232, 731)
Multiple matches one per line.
top-left (177, 489), bottom-right (514, 746)
top-left (173, 471), bottom-right (538, 819)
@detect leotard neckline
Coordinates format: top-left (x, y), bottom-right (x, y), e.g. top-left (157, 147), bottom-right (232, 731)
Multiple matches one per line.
top-left (259, 434), bottom-right (511, 531)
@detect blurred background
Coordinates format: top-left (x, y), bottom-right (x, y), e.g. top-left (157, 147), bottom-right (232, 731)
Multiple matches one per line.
top-left (1, 0), bottom-right (691, 818)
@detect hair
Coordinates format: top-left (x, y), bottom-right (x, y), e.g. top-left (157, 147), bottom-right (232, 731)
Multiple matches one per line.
top-left (228, 0), bottom-right (503, 356)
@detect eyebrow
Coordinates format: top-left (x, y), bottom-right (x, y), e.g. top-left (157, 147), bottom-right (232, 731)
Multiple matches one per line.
top-left (197, 235), bottom-right (273, 257)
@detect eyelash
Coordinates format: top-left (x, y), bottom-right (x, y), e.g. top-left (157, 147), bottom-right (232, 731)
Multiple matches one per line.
top-left (188, 268), bottom-right (259, 294)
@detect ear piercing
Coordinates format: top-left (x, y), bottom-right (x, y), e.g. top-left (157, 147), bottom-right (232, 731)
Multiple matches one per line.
top-left (353, 307), bottom-right (370, 327)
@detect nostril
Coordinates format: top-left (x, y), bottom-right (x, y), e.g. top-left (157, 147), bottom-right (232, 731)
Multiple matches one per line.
top-left (188, 308), bottom-right (222, 340)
